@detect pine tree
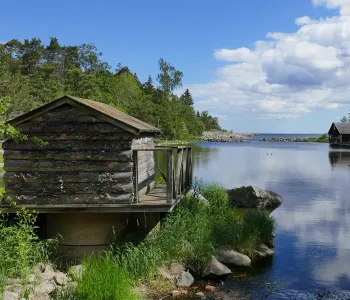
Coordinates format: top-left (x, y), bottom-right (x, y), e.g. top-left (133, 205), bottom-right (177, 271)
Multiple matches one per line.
top-left (142, 75), bottom-right (154, 94)
top-left (180, 89), bottom-right (194, 106)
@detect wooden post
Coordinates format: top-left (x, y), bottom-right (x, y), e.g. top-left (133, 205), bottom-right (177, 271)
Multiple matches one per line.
top-left (182, 148), bottom-right (188, 193)
top-left (188, 147), bottom-right (192, 186)
top-left (167, 149), bottom-right (174, 203)
top-left (175, 148), bottom-right (183, 196)
top-left (132, 150), bottom-right (139, 203)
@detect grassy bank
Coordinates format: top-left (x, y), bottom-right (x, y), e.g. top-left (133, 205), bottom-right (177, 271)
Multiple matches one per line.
top-left (155, 139), bottom-right (199, 146)
top-left (0, 183), bottom-right (275, 299)
top-left (300, 133), bottom-right (328, 143)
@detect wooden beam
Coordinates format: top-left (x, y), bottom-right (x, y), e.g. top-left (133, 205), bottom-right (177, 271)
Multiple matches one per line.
top-left (188, 147), bottom-right (193, 186)
top-left (182, 148), bottom-right (188, 194)
top-left (175, 148), bottom-right (183, 196)
top-left (167, 149), bottom-right (174, 203)
top-left (133, 150), bottom-right (139, 203)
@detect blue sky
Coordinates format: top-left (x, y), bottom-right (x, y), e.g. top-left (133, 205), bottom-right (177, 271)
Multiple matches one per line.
top-left (1, 0), bottom-right (349, 133)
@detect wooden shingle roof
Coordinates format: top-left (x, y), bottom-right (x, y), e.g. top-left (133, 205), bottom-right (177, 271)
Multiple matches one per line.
top-left (7, 95), bottom-right (161, 134)
top-left (329, 122), bottom-right (350, 135)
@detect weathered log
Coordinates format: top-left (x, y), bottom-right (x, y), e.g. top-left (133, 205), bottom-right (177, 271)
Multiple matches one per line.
top-left (4, 150), bottom-right (132, 162)
top-left (3, 171), bottom-right (134, 184)
top-left (3, 193), bottom-right (133, 205)
top-left (4, 160), bottom-right (133, 172)
top-left (5, 182), bottom-right (133, 194)
top-left (31, 107), bottom-right (105, 123)
top-left (2, 140), bottom-right (132, 150)
top-left (20, 133), bottom-right (134, 141)
top-left (16, 122), bottom-right (126, 134)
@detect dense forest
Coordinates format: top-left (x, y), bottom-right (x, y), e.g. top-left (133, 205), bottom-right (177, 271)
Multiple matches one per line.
top-left (0, 38), bottom-right (221, 139)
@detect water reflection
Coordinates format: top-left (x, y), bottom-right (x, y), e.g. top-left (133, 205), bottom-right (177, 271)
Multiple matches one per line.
top-left (185, 142), bottom-right (350, 298)
top-left (329, 150), bottom-right (350, 169)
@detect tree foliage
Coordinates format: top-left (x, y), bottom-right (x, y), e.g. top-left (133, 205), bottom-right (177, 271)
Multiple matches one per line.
top-left (0, 38), bottom-right (221, 139)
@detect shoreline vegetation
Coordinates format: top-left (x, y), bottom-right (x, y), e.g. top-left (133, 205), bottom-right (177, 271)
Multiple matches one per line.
top-left (1, 183), bottom-right (276, 300)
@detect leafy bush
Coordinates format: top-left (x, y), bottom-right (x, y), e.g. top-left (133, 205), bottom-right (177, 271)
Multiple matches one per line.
top-left (0, 208), bottom-right (57, 278)
top-left (76, 254), bottom-right (142, 300)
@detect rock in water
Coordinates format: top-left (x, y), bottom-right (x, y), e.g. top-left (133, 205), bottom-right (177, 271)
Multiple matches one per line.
top-left (202, 256), bottom-right (231, 277)
top-left (176, 270), bottom-right (194, 287)
top-left (255, 244), bottom-right (275, 258)
top-left (216, 249), bottom-right (251, 267)
top-left (227, 186), bottom-right (283, 209)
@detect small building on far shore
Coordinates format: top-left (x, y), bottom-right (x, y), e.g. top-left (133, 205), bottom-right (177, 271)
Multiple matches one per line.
top-left (328, 122), bottom-right (350, 147)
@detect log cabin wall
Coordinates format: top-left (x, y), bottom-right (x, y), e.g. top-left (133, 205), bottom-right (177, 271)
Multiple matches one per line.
top-left (2, 104), bottom-right (155, 205)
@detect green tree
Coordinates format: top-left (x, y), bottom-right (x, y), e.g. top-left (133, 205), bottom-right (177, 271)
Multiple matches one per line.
top-left (341, 116), bottom-right (348, 122)
top-left (157, 58), bottom-right (183, 94)
top-left (179, 89), bottom-right (194, 106)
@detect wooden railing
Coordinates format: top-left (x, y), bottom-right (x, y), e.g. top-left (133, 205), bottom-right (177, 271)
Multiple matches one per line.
top-left (132, 146), bottom-right (193, 204)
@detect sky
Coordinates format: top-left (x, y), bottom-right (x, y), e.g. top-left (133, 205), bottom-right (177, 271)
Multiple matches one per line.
top-left (1, 0), bottom-right (350, 133)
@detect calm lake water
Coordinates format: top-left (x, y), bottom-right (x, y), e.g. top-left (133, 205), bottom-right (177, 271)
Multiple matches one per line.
top-left (166, 134), bottom-right (350, 299)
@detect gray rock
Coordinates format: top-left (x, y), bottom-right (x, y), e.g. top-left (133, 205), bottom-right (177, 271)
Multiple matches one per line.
top-left (227, 186), bottom-right (283, 209)
top-left (33, 281), bottom-right (56, 295)
top-left (33, 263), bottom-right (45, 276)
top-left (170, 263), bottom-right (185, 276)
top-left (3, 291), bottom-right (19, 300)
top-left (176, 271), bottom-right (194, 287)
top-left (29, 293), bottom-right (50, 300)
top-left (216, 249), bottom-right (251, 267)
top-left (37, 265), bottom-right (55, 281)
top-left (69, 265), bottom-right (83, 281)
top-left (202, 256), bottom-right (231, 277)
top-left (255, 244), bottom-right (275, 258)
top-left (53, 272), bottom-right (68, 286)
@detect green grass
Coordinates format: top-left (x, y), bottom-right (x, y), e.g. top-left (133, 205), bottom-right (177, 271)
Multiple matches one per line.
top-left (106, 182), bottom-right (275, 281)
top-left (300, 133), bottom-right (328, 143)
top-left (74, 254), bottom-right (142, 300)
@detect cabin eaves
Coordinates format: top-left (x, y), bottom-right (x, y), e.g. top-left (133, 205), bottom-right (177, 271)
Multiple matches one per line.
top-left (6, 95), bottom-right (161, 135)
top-left (328, 122), bottom-right (350, 135)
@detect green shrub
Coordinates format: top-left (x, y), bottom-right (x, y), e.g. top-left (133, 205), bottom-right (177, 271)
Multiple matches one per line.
top-left (0, 208), bottom-right (57, 278)
top-left (76, 254), bottom-right (142, 300)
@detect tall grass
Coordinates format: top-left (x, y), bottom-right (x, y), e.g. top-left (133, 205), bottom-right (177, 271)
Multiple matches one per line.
top-left (75, 254), bottom-right (142, 300)
top-left (69, 183), bottom-right (275, 299)
top-left (108, 183), bottom-right (275, 280)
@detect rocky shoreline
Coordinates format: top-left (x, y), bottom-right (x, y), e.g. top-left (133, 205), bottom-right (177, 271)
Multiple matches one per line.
top-left (198, 131), bottom-right (258, 143)
top-left (260, 137), bottom-right (319, 142)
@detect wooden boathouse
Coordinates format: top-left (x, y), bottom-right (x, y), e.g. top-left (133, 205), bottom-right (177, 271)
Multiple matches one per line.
top-left (1, 95), bottom-right (192, 257)
top-left (328, 122), bottom-right (350, 147)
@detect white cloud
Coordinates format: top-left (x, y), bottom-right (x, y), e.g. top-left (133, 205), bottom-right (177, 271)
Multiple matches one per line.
top-left (187, 1), bottom-right (350, 120)
top-left (313, 0), bottom-right (350, 16)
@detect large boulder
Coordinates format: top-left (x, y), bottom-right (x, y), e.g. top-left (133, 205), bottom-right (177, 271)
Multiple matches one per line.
top-left (227, 186), bottom-right (283, 209)
top-left (202, 256), bottom-right (231, 277)
top-left (216, 249), bottom-right (251, 267)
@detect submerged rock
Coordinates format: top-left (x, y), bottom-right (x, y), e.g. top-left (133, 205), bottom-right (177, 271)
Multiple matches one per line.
top-left (216, 249), bottom-right (251, 267)
top-left (227, 186), bottom-right (283, 209)
top-left (202, 256), bottom-right (231, 277)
